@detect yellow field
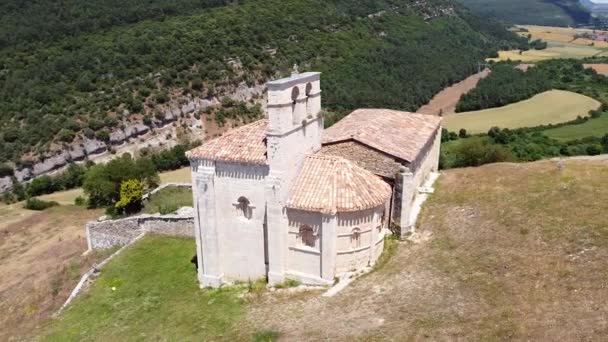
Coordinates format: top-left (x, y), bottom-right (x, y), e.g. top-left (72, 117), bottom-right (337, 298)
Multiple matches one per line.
top-left (490, 25), bottom-right (608, 62)
top-left (443, 90), bottom-right (601, 134)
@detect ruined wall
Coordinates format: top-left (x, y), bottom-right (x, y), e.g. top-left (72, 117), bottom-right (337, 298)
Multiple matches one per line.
top-left (86, 210), bottom-right (194, 250)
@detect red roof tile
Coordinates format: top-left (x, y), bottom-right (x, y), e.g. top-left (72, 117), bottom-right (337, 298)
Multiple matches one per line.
top-left (186, 119), bottom-right (268, 165)
top-left (286, 154), bottom-right (391, 214)
top-left (323, 109), bottom-right (441, 163)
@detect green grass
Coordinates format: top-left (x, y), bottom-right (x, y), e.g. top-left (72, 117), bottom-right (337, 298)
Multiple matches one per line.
top-left (143, 187), bottom-right (193, 214)
top-left (42, 236), bottom-right (245, 341)
top-left (443, 90), bottom-right (600, 134)
top-left (543, 113), bottom-right (608, 141)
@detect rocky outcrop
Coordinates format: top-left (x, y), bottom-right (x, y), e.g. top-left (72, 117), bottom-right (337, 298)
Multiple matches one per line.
top-left (2, 83), bottom-right (263, 193)
top-left (84, 138), bottom-right (107, 155)
top-left (32, 151), bottom-right (71, 176)
top-left (0, 176), bottom-right (12, 193)
top-left (109, 130), bottom-right (127, 146)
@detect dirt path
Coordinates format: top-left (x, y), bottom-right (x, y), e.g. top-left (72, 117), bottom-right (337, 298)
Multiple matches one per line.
top-left (0, 204), bottom-right (107, 340)
top-left (417, 69), bottom-right (491, 116)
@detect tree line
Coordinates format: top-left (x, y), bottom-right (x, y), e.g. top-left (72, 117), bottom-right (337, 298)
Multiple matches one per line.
top-left (457, 59), bottom-right (608, 112)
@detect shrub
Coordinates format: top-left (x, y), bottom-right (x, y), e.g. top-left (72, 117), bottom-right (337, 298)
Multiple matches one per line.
top-left (453, 139), bottom-right (513, 168)
top-left (2, 192), bottom-right (16, 204)
top-left (83, 153), bottom-right (158, 208)
top-left (27, 175), bottom-right (58, 197)
top-left (58, 128), bottom-right (75, 142)
top-left (115, 179), bottom-right (144, 214)
top-left (458, 128), bottom-right (468, 138)
top-left (24, 197), bottom-right (59, 211)
top-left (74, 196), bottom-right (86, 206)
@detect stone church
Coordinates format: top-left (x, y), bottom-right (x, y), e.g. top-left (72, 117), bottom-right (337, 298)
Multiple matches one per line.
top-left (186, 72), bottom-right (441, 287)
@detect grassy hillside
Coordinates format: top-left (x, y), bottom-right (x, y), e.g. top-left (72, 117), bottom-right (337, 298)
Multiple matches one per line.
top-left (457, 0), bottom-right (591, 26)
top-left (544, 112), bottom-right (608, 140)
top-left (40, 160), bottom-right (608, 340)
top-left (0, 0), bottom-right (524, 166)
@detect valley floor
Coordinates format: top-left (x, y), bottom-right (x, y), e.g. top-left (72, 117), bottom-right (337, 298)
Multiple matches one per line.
top-left (37, 159), bottom-right (608, 340)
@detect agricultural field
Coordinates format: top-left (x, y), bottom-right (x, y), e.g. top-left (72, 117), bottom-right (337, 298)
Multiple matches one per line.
top-left (583, 63), bottom-right (608, 75)
top-left (543, 113), bottom-right (608, 140)
top-left (489, 25), bottom-right (608, 62)
top-left (40, 160), bottom-right (608, 340)
top-left (417, 69), bottom-right (491, 116)
top-left (443, 90), bottom-right (600, 134)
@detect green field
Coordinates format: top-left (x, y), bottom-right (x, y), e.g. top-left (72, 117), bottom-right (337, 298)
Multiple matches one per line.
top-left (143, 187), bottom-right (193, 214)
top-left (42, 236), bottom-right (247, 341)
top-left (457, 0), bottom-right (578, 26)
top-left (543, 113), bottom-right (608, 141)
top-left (443, 90), bottom-right (601, 134)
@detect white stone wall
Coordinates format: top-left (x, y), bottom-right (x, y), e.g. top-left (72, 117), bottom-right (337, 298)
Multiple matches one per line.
top-left (286, 209), bottom-right (323, 280)
top-left (335, 208), bottom-right (385, 273)
top-left (394, 126), bottom-right (442, 235)
top-left (214, 161), bottom-right (269, 281)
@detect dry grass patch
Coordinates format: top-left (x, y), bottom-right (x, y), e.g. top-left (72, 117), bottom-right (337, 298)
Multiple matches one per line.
top-left (242, 160), bottom-right (608, 340)
top-left (0, 204), bottom-right (106, 340)
top-left (443, 90), bottom-right (600, 134)
top-left (159, 167), bottom-right (191, 183)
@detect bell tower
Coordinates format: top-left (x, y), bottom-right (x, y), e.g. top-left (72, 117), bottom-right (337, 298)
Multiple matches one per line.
top-left (264, 71), bottom-right (323, 285)
top-left (265, 71), bottom-right (322, 182)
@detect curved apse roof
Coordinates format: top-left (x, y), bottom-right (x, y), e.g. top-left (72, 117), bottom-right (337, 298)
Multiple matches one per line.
top-left (286, 154), bottom-right (391, 214)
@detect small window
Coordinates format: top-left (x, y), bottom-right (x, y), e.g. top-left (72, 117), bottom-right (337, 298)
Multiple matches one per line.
top-left (291, 86), bottom-right (300, 124)
top-left (237, 196), bottom-right (252, 220)
top-left (351, 228), bottom-right (361, 249)
top-left (305, 83), bottom-right (312, 117)
top-left (299, 225), bottom-right (315, 247)
top-left (377, 225), bottom-right (382, 233)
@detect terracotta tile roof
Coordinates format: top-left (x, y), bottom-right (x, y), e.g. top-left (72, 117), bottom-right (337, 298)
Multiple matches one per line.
top-left (186, 119), bottom-right (268, 165)
top-left (319, 141), bottom-right (403, 179)
top-left (323, 109), bottom-right (441, 163)
top-left (286, 154), bottom-right (391, 214)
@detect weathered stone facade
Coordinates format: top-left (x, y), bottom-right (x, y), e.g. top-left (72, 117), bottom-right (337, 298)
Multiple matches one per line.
top-left (187, 72), bottom-right (442, 288)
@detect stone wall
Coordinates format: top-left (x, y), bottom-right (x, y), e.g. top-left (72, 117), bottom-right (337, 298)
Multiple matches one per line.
top-left (86, 208), bottom-right (194, 250)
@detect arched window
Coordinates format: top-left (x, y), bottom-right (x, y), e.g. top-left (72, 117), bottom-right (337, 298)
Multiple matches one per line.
top-left (291, 86), bottom-right (300, 124)
top-left (351, 228), bottom-right (361, 249)
top-left (237, 196), bottom-right (252, 220)
top-left (299, 225), bottom-right (315, 247)
top-left (305, 83), bottom-right (312, 118)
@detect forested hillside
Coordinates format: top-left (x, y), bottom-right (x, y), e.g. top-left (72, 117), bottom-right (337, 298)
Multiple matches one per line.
top-left (0, 0), bottom-right (523, 169)
top-left (457, 60), bottom-right (608, 112)
top-left (457, 0), bottom-right (592, 26)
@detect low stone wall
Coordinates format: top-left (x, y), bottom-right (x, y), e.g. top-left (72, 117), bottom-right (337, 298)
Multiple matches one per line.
top-left (86, 208), bottom-right (194, 250)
